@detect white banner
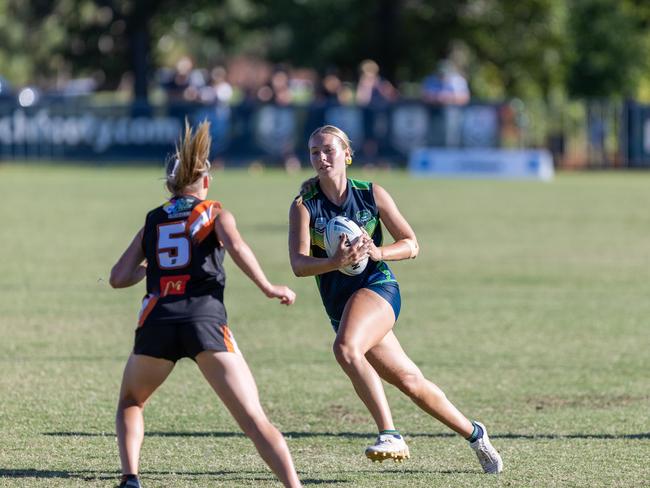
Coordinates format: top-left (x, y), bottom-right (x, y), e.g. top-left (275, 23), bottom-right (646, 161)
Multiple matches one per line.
top-left (409, 147), bottom-right (554, 181)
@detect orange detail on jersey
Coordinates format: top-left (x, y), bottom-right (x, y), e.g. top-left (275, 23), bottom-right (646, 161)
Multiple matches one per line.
top-left (137, 295), bottom-right (159, 327)
top-left (221, 324), bottom-right (235, 353)
top-left (160, 274), bottom-right (190, 297)
top-left (187, 200), bottom-right (222, 243)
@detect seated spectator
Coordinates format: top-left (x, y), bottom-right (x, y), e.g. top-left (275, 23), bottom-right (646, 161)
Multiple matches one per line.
top-left (422, 60), bottom-right (470, 105)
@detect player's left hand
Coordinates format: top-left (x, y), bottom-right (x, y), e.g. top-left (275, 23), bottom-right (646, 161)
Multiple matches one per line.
top-left (360, 229), bottom-right (382, 261)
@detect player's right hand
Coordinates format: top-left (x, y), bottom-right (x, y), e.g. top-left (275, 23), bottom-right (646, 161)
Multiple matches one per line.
top-left (332, 233), bottom-right (369, 267)
top-left (265, 284), bottom-right (296, 305)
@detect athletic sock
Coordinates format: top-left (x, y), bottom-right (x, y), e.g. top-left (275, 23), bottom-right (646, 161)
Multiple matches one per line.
top-left (380, 429), bottom-right (401, 437)
top-left (466, 421), bottom-right (484, 442)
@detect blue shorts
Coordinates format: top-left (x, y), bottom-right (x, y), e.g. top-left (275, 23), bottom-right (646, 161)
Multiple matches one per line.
top-left (330, 282), bottom-right (401, 333)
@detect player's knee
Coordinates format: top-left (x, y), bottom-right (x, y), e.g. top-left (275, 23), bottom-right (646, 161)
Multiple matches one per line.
top-left (240, 416), bottom-right (275, 443)
top-left (332, 340), bottom-right (363, 367)
top-left (118, 394), bottom-right (146, 410)
top-left (396, 372), bottom-right (426, 399)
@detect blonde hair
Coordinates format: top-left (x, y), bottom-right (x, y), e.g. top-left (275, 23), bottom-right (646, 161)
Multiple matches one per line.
top-left (296, 125), bottom-right (353, 205)
top-left (308, 125), bottom-right (353, 156)
top-left (165, 119), bottom-right (212, 195)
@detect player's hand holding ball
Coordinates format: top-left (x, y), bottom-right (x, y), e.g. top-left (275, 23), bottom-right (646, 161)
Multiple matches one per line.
top-left (325, 216), bottom-right (369, 275)
top-left (360, 228), bottom-right (382, 261)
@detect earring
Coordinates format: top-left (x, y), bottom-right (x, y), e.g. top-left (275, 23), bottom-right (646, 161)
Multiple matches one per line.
top-left (345, 157), bottom-right (352, 166)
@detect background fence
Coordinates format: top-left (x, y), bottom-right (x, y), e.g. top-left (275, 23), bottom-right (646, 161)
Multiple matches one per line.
top-left (1, 98), bottom-right (649, 168)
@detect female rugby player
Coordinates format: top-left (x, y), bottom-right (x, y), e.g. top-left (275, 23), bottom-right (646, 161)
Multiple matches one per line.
top-left (288, 125), bottom-right (503, 474)
top-left (110, 121), bottom-right (302, 488)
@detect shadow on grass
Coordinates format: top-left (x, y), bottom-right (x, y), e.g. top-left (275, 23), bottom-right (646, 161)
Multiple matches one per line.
top-left (0, 469), bottom-right (115, 480)
top-left (43, 430), bottom-right (650, 440)
top-left (0, 469), bottom-right (345, 485)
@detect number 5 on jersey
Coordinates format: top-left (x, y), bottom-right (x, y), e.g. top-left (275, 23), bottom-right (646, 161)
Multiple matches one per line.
top-left (157, 222), bottom-right (191, 269)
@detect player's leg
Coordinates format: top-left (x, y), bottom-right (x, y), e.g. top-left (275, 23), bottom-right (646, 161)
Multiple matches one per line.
top-left (333, 288), bottom-right (396, 432)
top-left (366, 331), bottom-right (473, 436)
top-left (333, 289), bottom-right (410, 462)
top-left (366, 332), bottom-right (503, 473)
top-left (116, 354), bottom-right (175, 480)
top-left (195, 351), bottom-right (302, 488)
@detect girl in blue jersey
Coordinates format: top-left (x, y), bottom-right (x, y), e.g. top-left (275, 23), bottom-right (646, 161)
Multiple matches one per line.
top-left (288, 125), bottom-right (503, 473)
top-left (110, 121), bottom-right (302, 488)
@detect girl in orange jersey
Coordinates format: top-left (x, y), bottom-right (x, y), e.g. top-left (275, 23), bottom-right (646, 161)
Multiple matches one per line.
top-left (110, 121), bottom-right (301, 488)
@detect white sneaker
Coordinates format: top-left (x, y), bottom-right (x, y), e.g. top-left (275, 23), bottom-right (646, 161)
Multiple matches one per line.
top-left (365, 433), bottom-right (410, 462)
top-left (469, 421), bottom-right (503, 474)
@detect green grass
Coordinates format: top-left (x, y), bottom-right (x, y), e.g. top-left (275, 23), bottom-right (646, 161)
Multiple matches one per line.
top-left (1, 164), bottom-right (649, 487)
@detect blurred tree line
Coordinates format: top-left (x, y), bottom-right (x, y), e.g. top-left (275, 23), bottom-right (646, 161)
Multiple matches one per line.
top-left (0, 0), bottom-right (648, 101)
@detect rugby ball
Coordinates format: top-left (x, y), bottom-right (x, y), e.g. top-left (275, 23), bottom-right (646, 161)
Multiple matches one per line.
top-left (324, 216), bottom-right (368, 276)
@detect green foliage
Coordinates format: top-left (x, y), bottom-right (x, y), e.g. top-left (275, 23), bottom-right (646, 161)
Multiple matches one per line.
top-left (0, 0), bottom-right (648, 99)
top-left (567, 0), bottom-right (647, 98)
top-left (461, 0), bottom-right (569, 99)
top-left (1, 164), bottom-right (650, 486)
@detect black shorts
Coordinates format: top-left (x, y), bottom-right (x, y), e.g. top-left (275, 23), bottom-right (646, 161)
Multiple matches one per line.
top-left (133, 321), bottom-right (240, 362)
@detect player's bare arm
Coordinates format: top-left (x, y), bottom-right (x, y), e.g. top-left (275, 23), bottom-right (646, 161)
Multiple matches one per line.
top-left (110, 227), bottom-right (147, 288)
top-left (368, 184), bottom-right (419, 261)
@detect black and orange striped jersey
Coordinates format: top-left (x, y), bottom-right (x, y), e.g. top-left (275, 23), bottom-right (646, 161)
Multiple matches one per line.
top-left (138, 195), bottom-right (227, 327)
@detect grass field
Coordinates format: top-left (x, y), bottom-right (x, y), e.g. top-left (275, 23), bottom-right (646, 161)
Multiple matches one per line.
top-left (1, 163), bottom-right (649, 487)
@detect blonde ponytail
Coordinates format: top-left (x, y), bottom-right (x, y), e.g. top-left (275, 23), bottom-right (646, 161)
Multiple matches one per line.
top-left (166, 119), bottom-right (212, 196)
top-left (295, 176), bottom-right (319, 205)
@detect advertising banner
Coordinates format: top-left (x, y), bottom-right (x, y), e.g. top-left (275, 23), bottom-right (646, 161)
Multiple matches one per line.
top-left (409, 147), bottom-right (554, 181)
top-left (0, 101), bottom-right (502, 164)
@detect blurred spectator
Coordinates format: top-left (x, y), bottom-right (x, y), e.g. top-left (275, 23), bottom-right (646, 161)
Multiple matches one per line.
top-left (257, 65), bottom-right (292, 105)
top-left (338, 82), bottom-right (356, 105)
top-left (184, 67), bottom-right (208, 103)
top-left (158, 56), bottom-right (209, 103)
top-left (355, 59), bottom-right (398, 162)
top-left (421, 60), bottom-right (470, 105)
top-left (163, 56), bottom-right (192, 102)
top-left (355, 59), bottom-right (398, 106)
top-left (270, 67), bottom-right (292, 105)
top-left (315, 68), bottom-right (357, 106)
top-left (199, 66), bottom-right (233, 105)
top-left (316, 70), bottom-right (343, 105)
top-left (422, 60), bottom-right (470, 147)
top-left (286, 68), bottom-right (315, 105)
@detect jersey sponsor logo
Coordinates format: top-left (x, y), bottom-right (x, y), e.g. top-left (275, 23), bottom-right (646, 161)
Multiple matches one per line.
top-left (356, 209), bottom-right (372, 223)
top-left (163, 197), bottom-right (195, 218)
top-left (160, 274), bottom-right (190, 297)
